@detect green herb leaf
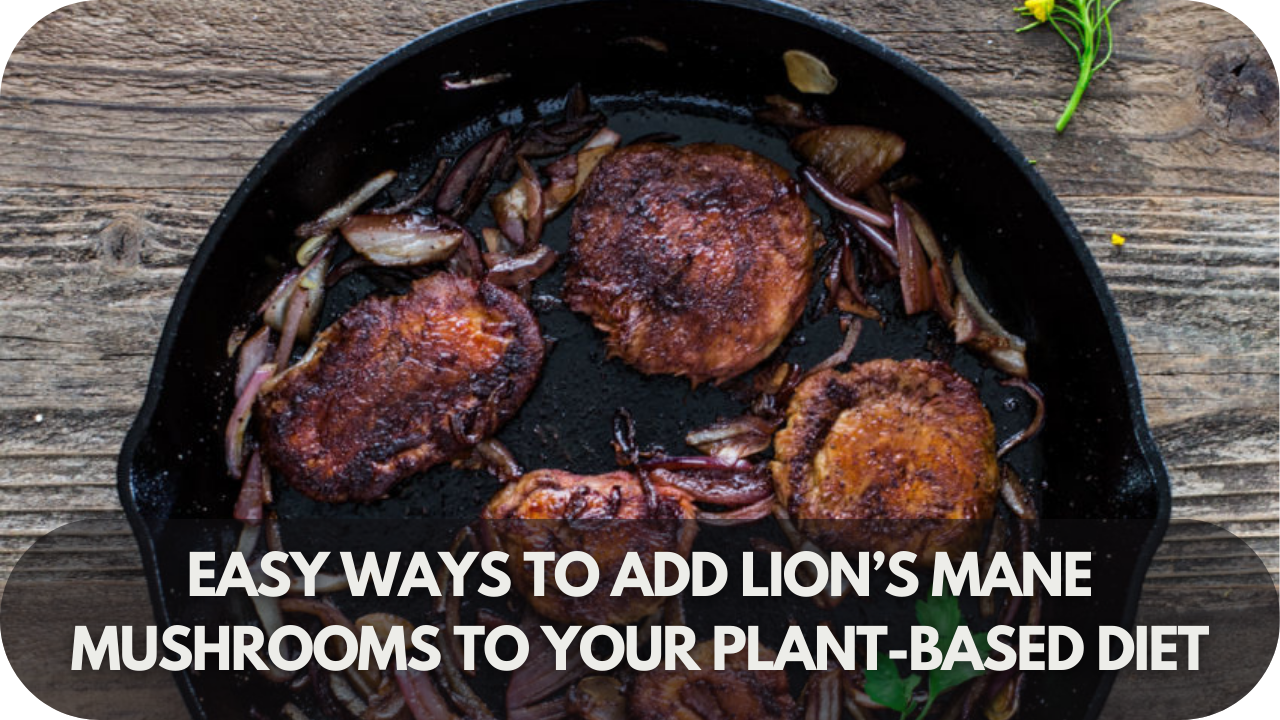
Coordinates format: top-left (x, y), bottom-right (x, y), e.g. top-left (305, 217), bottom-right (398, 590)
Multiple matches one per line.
top-left (865, 652), bottom-right (921, 714)
top-left (930, 631), bottom-right (992, 698)
top-left (915, 588), bottom-right (962, 650)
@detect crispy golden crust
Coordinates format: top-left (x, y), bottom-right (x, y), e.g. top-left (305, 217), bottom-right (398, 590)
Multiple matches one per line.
top-left (564, 143), bottom-right (815, 384)
top-left (258, 273), bottom-right (544, 503)
top-left (481, 470), bottom-right (696, 625)
top-left (628, 641), bottom-right (799, 720)
top-left (771, 359), bottom-right (997, 557)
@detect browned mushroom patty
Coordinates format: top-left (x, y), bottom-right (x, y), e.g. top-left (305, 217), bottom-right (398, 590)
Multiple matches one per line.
top-left (258, 272), bottom-right (543, 503)
top-left (771, 359), bottom-right (998, 557)
top-left (564, 143), bottom-right (815, 384)
top-left (628, 641), bottom-right (800, 720)
top-left (481, 469), bottom-right (696, 626)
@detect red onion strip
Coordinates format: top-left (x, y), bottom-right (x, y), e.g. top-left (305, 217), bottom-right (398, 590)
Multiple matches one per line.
top-left (810, 318), bottom-right (863, 374)
top-left (801, 167), bottom-right (893, 228)
top-left (273, 288), bottom-right (307, 370)
top-left (234, 327), bottom-right (275, 397)
top-left (997, 378), bottom-right (1046, 458)
top-left (639, 455), bottom-right (754, 472)
top-left (295, 170), bottom-right (397, 238)
top-left (517, 156), bottom-right (546, 244)
top-left (234, 452), bottom-right (265, 523)
top-left (894, 200), bottom-right (934, 315)
top-left (374, 158), bottom-right (451, 215)
top-left (225, 363), bottom-right (275, 478)
top-left (437, 132), bottom-right (503, 214)
top-left (853, 219), bottom-right (900, 267)
top-left (395, 668), bottom-right (458, 720)
top-left (486, 245), bottom-right (557, 287)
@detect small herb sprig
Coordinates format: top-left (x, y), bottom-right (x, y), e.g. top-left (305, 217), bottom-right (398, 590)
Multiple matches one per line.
top-left (864, 591), bottom-right (991, 719)
top-left (1016, 0), bottom-right (1125, 133)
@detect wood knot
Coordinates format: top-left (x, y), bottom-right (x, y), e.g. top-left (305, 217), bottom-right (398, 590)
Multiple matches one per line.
top-left (1198, 43), bottom-right (1278, 140)
top-left (94, 213), bottom-right (147, 270)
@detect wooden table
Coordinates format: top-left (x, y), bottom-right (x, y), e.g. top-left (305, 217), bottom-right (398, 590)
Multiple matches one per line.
top-left (0, 0), bottom-right (1275, 717)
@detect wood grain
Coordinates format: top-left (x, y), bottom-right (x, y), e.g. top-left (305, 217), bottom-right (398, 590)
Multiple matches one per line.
top-left (0, 0), bottom-right (1276, 716)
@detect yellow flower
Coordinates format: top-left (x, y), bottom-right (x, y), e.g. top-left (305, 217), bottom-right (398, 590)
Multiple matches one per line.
top-left (1025, 0), bottom-right (1054, 22)
top-left (1111, 233), bottom-right (1127, 246)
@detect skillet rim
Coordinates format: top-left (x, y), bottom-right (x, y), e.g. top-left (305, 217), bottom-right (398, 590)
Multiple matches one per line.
top-left (114, 1), bottom-right (1173, 717)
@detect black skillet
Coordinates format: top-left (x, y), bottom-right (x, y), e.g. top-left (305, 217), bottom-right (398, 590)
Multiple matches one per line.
top-left (117, 0), bottom-right (1171, 717)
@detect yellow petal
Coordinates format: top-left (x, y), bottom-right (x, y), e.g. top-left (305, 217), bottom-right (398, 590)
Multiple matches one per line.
top-left (1111, 233), bottom-right (1126, 246)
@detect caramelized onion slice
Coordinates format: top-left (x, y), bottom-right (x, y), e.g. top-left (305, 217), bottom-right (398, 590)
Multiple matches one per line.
top-left (395, 668), bottom-right (458, 720)
top-left (685, 415), bottom-right (776, 462)
top-left (893, 200), bottom-right (933, 315)
top-left (950, 252), bottom-right (1029, 378)
top-left (792, 125), bottom-right (905, 196)
top-left (340, 214), bottom-right (465, 267)
top-left (225, 363), bottom-right (276, 478)
top-left (295, 170), bottom-right (397, 238)
top-left (487, 245), bottom-right (557, 287)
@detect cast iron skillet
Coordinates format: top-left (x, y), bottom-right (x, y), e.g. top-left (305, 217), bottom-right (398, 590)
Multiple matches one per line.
top-left (117, 0), bottom-right (1172, 717)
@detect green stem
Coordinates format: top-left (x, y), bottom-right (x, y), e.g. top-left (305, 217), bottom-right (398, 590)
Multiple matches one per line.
top-left (1055, 62), bottom-right (1094, 133)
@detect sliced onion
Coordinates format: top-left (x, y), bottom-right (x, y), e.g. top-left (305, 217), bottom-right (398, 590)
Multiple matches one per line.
top-left (792, 125), bottom-right (905, 196)
top-left (273, 288), bottom-right (308, 371)
top-left (225, 363), bottom-right (275, 478)
top-left (783, 50), bottom-right (838, 94)
top-left (234, 327), bottom-right (275, 397)
top-left (985, 671), bottom-right (1023, 720)
top-left (852, 219), bottom-right (900, 268)
top-left (234, 452), bottom-right (265, 523)
top-left (260, 268), bottom-right (301, 328)
top-left (507, 623), bottom-right (589, 711)
top-left (801, 167), bottom-right (892, 228)
top-left (804, 669), bottom-right (842, 720)
top-left (684, 415), bottom-right (775, 462)
top-left (457, 130), bottom-right (513, 220)
top-left (329, 672), bottom-right (369, 717)
top-left (649, 465), bottom-right (773, 506)
top-left (519, 157), bottom-right (547, 243)
top-left (475, 438), bottom-right (523, 482)
top-left (265, 240), bottom-right (333, 346)
top-left (999, 467), bottom-right (1037, 522)
top-left (295, 170), bottom-right (397, 238)
top-left (437, 130), bottom-right (508, 216)
top-left (396, 668), bottom-right (458, 720)
top-left (364, 688), bottom-right (409, 720)
top-left (639, 455), bottom-right (753, 473)
top-left (894, 200), bottom-right (933, 315)
top-left (442, 71), bottom-right (512, 90)
top-left (574, 128), bottom-right (621, 188)
top-left (901, 200), bottom-right (946, 266)
top-left (487, 245), bottom-right (557, 287)
top-left (540, 154), bottom-right (578, 219)
top-left (444, 222), bottom-right (484, 280)
top-left (950, 253), bottom-right (1029, 378)
top-left (294, 233), bottom-right (330, 267)
top-left (375, 157), bottom-right (451, 215)
top-left (810, 318), bottom-right (862, 374)
top-left (997, 378), bottom-right (1046, 458)
top-left (340, 213), bottom-right (465, 266)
